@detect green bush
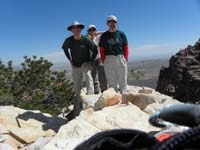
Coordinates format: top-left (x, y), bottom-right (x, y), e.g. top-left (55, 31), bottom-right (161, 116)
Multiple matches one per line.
top-left (0, 56), bottom-right (74, 116)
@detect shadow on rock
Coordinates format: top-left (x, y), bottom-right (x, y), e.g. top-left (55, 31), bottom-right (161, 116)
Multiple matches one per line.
top-left (17, 111), bottom-right (67, 132)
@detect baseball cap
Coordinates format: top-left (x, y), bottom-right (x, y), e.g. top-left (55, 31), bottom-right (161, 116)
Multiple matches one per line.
top-left (87, 24), bottom-right (96, 31)
top-left (107, 15), bottom-right (118, 23)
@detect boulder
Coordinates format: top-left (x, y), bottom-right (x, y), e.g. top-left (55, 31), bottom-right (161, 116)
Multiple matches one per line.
top-left (126, 86), bottom-right (179, 110)
top-left (127, 93), bottom-right (157, 110)
top-left (81, 94), bottom-right (100, 109)
top-left (40, 86), bottom-right (180, 150)
top-left (81, 86), bottom-right (179, 111)
top-left (42, 104), bottom-right (159, 150)
top-left (94, 88), bottom-right (121, 110)
top-left (144, 99), bottom-right (181, 115)
top-left (138, 88), bottom-right (153, 94)
top-left (0, 143), bottom-right (13, 150)
top-left (23, 137), bottom-right (52, 150)
top-left (0, 106), bottom-right (67, 149)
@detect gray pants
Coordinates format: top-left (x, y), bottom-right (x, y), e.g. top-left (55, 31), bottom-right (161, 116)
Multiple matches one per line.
top-left (91, 59), bottom-right (108, 93)
top-left (72, 63), bottom-right (94, 116)
top-left (104, 55), bottom-right (127, 94)
top-left (72, 63), bottom-right (94, 95)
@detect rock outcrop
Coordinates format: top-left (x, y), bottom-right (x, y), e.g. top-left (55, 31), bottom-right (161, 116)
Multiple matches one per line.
top-left (42, 86), bottom-right (180, 150)
top-left (0, 106), bottom-right (67, 150)
top-left (0, 86), bottom-right (181, 150)
top-left (156, 38), bottom-right (200, 102)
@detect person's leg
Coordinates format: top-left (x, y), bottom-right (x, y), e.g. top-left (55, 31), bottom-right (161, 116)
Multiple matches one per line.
top-left (104, 56), bottom-right (118, 92)
top-left (73, 94), bottom-right (82, 117)
top-left (82, 63), bottom-right (94, 94)
top-left (91, 62), bottom-right (100, 94)
top-left (72, 67), bottom-right (83, 117)
top-left (117, 55), bottom-right (128, 94)
top-left (72, 66), bottom-right (83, 95)
top-left (97, 65), bottom-right (108, 92)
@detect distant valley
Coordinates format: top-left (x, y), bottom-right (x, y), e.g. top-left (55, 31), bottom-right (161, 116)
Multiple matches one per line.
top-left (50, 57), bottom-right (170, 89)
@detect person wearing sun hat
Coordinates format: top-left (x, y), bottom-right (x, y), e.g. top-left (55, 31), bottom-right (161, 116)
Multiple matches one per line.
top-left (67, 21), bottom-right (84, 31)
top-left (99, 15), bottom-right (129, 94)
top-left (62, 21), bottom-right (98, 117)
top-left (87, 24), bottom-right (108, 94)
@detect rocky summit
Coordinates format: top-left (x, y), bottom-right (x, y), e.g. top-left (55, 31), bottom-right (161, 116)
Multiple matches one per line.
top-left (156, 38), bottom-right (200, 103)
top-left (0, 86), bottom-right (181, 150)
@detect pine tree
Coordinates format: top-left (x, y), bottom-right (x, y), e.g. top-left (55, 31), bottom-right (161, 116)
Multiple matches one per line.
top-left (0, 56), bottom-right (74, 116)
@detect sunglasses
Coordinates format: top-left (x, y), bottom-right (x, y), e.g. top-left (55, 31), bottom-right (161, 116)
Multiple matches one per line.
top-left (88, 28), bottom-right (96, 32)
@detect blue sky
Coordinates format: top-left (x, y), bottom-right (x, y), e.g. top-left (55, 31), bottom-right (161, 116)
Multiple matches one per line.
top-left (1, 0), bottom-right (200, 64)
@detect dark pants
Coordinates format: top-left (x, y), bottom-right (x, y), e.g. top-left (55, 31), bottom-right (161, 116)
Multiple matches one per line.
top-left (73, 95), bottom-right (82, 117)
top-left (91, 59), bottom-right (108, 94)
top-left (66, 95), bottom-right (82, 121)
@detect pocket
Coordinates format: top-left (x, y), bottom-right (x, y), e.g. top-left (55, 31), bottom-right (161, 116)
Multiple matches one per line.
top-left (119, 55), bottom-right (127, 66)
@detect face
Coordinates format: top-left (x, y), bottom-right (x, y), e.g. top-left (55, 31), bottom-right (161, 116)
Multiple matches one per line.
top-left (71, 26), bottom-right (82, 35)
top-left (107, 20), bottom-right (117, 31)
top-left (88, 27), bottom-right (96, 36)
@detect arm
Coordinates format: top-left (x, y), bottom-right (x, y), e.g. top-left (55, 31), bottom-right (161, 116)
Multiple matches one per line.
top-left (62, 38), bottom-right (71, 61)
top-left (87, 38), bottom-right (98, 61)
top-left (123, 45), bottom-right (129, 61)
top-left (99, 33), bottom-right (106, 63)
top-left (121, 31), bottom-right (129, 61)
top-left (90, 44), bottom-right (98, 61)
top-left (95, 31), bottom-right (104, 36)
top-left (100, 47), bottom-right (105, 63)
top-left (63, 49), bottom-right (71, 60)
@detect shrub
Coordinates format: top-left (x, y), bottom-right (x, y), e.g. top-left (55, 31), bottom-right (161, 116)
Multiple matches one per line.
top-left (0, 56), bottom-right (74, 116)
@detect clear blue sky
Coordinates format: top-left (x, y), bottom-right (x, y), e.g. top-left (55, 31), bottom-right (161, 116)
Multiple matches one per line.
top-left (1, 0), bottom-right (200, 64)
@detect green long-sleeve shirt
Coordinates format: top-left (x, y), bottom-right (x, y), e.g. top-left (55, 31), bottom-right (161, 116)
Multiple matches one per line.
top-left (62, 35), bottom-right (98, 67)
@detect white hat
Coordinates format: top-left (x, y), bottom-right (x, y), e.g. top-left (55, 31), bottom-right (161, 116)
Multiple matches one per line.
top-left (107, 15), bottom-right (118, 23)
top-left (67, 21), bottom-right (84, 31)
top-left (87, 24), bottom-right (96, 31)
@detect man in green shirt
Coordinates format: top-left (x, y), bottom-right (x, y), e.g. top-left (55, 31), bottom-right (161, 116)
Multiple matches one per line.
top-left (62, 21), bottom-right (98, 117)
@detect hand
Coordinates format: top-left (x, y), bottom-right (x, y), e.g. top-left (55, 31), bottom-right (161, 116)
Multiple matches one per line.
top-left (90, 61), bottom-right (95, 66)
top-left (92, 59), bottom-right (100, 66)
top-left (101, 58), bottom-right (105, 64)
top-left (82, 62), bottom-right (92, 69)
top-left (96, 58), bottom-right (101, 65)
top-left (70, 60), bottom-right (74, 66)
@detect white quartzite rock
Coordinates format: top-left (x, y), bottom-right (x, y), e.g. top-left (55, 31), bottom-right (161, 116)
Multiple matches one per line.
top-left (42, 104), bottom-right (158, 150)
top-left (0, 106), bottom-right (67, 149)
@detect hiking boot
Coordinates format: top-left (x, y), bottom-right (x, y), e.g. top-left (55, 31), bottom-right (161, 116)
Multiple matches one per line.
top-left (65, 110), bottom-right (74, 121)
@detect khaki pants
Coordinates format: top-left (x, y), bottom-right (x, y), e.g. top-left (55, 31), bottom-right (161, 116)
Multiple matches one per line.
top-left (72, 63), bottom-right (94, 117)
top-left (72, 63), bottom-right (94, 95)
top-left (104, 55), bottom-right (127, 94)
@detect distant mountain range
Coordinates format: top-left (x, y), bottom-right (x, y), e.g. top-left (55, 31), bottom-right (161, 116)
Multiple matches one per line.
top-left (13, 57), bottom-right (170, 89)
top-left (50, 57), bottom-right (170, 89)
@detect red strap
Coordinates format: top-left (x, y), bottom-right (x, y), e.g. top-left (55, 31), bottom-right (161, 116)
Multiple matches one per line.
top-left (123, 45), bottom-right (129, 61)
top-left (100, 47), bottom-right (105, 63)
top-left (156, 133), bottom-right (173, 141)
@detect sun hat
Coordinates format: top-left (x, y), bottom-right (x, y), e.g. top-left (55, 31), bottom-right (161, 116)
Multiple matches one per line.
top-left (67, 21), bottom-right (84, 31)
top-left (87, 24), bottom-right (96, 31)
top-left (107, 15), bottom-right (118, 23)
